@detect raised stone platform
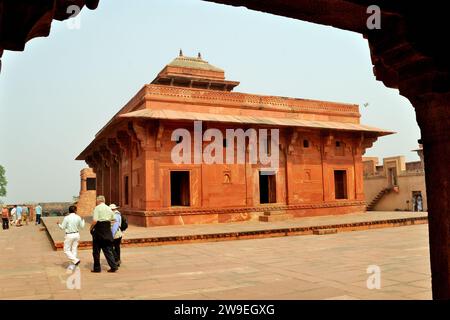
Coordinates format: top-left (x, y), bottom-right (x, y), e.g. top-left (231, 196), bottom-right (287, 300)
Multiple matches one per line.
top-left (42, 211), bottom-right (428, 251)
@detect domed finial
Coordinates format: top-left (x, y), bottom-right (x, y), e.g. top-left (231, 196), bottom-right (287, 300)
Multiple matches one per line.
top-left (198, 52), bottom-right (202, 59)
top-left (179, 49), bottom-right (183, 57)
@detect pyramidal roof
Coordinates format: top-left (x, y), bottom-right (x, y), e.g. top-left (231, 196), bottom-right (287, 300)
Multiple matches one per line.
top-left (151, 51), bottom-right (239, 91)
top-left (167, 54), bottom-right (224, 72)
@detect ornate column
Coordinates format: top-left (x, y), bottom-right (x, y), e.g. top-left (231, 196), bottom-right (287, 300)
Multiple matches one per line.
top-left (413, 93), bottom-right (450, 299)
top-left (92, 151), bottom-right (103, 197)
top-left (107, 138), bottom-right (121, 205)
top-left (354, 134), bottom-right (377, 201)
top-left (285, 128), bottom-right (298, 205)
top-left (99, 146), bottom-right (111, 203)
top-left (134, 120), bottom-right (161, 210)
top-left (117, 130), bottom-right (132, 208)
top-left (320, 131), bottom-right (334, 201)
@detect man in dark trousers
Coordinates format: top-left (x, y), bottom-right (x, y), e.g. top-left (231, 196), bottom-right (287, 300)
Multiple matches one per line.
top-left (90, 195), bottom-right (118, 273)
top-left (1, 205), bottom-right (9, 230)
top-left (109, 204), bottom-right (123, 267)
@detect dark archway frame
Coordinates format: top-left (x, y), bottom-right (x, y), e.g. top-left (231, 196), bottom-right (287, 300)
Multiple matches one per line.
top-left (0, 0), bottom-right (448, 299)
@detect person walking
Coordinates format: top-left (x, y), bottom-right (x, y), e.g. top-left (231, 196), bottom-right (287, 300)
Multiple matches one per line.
top-left (35, 204), bottom-right (42, 225)
top-left (22, 206), bottom-right (29, 225)
top-left (15, 205), bottom-right (22, 226)
top-left (10, 205), bottom-right (16, 226)
top-left (417, 194), bottom-right (423, 212)
top-left (1, 205), bottom-right (9, 230)
top-left (57, 205), bottom-right (85, 267)
top-left (90, 196), bottom-right (118, 273)
top-left (109, 204), bottom-right (123, 267)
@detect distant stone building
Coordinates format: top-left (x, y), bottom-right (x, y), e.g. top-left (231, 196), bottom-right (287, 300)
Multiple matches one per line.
top-left (76, 52), bottom-right (392, 227)
top-left (363, 146), bottom-right (427, 211)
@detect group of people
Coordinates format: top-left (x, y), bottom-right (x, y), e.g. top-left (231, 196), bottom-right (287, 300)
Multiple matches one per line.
top-left (1, 204), bottom-right (42, 230)
top-left (57, 195), bottom-right (126, 273)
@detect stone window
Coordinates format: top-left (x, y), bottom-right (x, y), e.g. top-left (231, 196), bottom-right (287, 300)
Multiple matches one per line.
top-left (335, 140), bottom-right (345, 156)
top-left (303, 139), bottom-right (310, 148)
top-left (86, 178), bottom-right (96, 191)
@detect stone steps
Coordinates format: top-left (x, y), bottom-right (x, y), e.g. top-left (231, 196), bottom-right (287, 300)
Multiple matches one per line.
top-left (313, 228), bottom-right (338, 235)
top-left (367, 187), bottom-right (393, 211)
top-left (259, 210), bottom-right (293, 222)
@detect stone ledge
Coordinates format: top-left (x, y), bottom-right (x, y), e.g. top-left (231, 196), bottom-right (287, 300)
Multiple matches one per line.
top-left (124, 200), bottom-right (366, 217)
top-left (313, 228), bottom-right (338, 235)
top-left (42, 214), bottom-right (428, 251)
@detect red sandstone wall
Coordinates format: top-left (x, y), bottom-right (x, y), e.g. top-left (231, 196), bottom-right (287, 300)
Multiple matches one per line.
top-left (90, 119), bottom-right (367, 226)
top-left (97, 120), bottom-right (367, 227)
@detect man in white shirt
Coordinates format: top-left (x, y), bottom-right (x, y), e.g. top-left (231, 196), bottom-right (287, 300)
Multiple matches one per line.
top-left (35, 204), bottom-right (42, 225)
top-left (57, 205), bottom-right (85, 266)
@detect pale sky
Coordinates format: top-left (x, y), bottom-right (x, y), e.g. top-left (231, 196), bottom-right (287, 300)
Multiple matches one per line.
top-left (0, 0), bottom-right (421, 204)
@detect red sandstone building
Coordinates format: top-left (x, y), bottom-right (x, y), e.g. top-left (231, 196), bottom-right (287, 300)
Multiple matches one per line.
top-left (76, 53), bottom-right (392, 227)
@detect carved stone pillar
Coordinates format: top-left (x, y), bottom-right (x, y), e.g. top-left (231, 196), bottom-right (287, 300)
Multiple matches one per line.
top-left (107, 138), bottom-right (121, 205)
top-left (413, 93), bottom-right (450, 299)
top-left (135, 120), bottom-right (162, 210)
top-left (117, 130), bottom-right (132, 208)
top-left (92, 151), bottom-right (103, 197)
top-left (99, 146), bottom-right (112, 204)
top-left (285, 128), bottom-right (298, 205)
top-left (321, 132), bottom-right (333, 201)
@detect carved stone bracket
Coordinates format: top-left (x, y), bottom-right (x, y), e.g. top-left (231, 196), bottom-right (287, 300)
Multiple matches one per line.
top-left (155, 120), bottom-right (164, 151)
top-left (133, 121), bottom-right (149, 149)
top-left (92, 151), bottom-right (103, 172)
top-left (99, 146), bottom-right (111, 168)
top-left (352, 133), bottom-right (365, 156)
top-left (287, 129), bottom-right (298, 155)
top-left (85, 155), bottom-right (97, 170)
top-left (117, 130), bottom-right (131, 158)
top-left (107, 138), bottom-right (121, 163)
top-left (360, 136), bottom-right (377, 155)
top-left (322, 131), bottom-right (334, 159)
top-left (127, 121), bottom-right (140, 150)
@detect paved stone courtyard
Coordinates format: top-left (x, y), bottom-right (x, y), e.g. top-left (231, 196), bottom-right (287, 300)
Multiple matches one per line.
top-left (42, 211), bottom-right (428, 249)
top-left (0, 223), bottom-right (431, 300)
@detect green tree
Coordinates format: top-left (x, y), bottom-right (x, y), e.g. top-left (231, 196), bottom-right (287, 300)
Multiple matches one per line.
top-left (0, 165), bottom-right (7, 198)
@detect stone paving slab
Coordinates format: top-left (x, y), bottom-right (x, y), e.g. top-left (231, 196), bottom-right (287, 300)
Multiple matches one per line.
top-left (42, 211), bottom-right (428, 250)
top-left (0, 223), bottom-right (431, 299)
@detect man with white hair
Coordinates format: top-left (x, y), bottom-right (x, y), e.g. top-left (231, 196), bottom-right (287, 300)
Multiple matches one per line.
top-left (90, 195), bottom-right (117, 273)
top-left (110, 204), bottom-right (123, 267)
